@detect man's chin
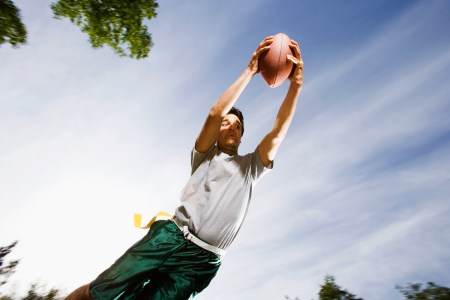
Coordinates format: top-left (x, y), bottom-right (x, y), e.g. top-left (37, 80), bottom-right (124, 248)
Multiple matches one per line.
top-left (218, 143), bottom-right (239, 154)
top-left (226, 140), bottom-right (239, 147)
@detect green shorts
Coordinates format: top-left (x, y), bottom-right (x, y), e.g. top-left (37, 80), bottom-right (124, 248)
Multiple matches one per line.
top-left (90, 220), bottom-right (221, 300)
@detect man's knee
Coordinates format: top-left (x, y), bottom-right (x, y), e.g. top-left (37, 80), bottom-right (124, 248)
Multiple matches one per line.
top-left (65, 284), bottom-right (93, 300)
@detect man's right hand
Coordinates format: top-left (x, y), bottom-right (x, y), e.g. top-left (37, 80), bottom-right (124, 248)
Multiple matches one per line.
top-left (247, 36), bottom-right (273, 75)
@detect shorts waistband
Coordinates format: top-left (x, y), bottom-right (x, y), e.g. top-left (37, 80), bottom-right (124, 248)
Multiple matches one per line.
top-left (172, 217), bottom-right (226, 258)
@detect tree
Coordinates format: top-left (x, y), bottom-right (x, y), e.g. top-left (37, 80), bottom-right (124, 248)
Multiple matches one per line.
top-left (1, 242), bottom-right (62, 300)
top-left (21, 283), bottom-right (61, 300)
top-left (51, 0), bottom-right (158, 59)
top-left (396, 282), bottom-right (450, 300)
top-left (318, 275), bottom-right (364, 300)
top-left (0, 0), bottom-right (27, 47)
top-left (0, 283), bottom-right (62, 300)
top-left (0, 241), bottom-right (20, 288)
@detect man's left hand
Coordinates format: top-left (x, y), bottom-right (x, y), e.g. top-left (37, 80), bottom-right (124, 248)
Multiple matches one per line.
top-left (287, 39), bottom-right (304, 88)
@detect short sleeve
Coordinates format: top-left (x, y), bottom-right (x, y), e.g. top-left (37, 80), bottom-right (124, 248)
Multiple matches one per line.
top-left (191, 144), bottom-right (216, 175)
top-left (251, 147), bottom-right (273, 183)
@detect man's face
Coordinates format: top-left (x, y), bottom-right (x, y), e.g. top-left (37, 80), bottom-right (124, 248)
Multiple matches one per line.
top-left (217, 114), bottom-right (243, 154)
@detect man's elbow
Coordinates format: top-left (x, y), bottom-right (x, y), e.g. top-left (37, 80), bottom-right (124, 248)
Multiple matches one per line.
top-left (209, 103), bottom-right (229, 119)
top-left (270, 130), bottom-right (286, 146)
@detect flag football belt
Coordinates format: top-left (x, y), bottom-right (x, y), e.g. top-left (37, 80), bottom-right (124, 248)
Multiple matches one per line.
top-left (134, 212), bottom-right (226, 257)
top-left (172, 216), bottom-right (227, 257)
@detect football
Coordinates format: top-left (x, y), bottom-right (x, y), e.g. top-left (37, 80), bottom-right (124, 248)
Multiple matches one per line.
top-left (259, 33), bottom-right (294, 88)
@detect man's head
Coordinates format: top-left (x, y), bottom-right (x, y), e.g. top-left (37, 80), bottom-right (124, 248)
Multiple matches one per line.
top-left (217, 107), bottom-right (245, 155)
top-left (227, 107), bottom-right (244, 136)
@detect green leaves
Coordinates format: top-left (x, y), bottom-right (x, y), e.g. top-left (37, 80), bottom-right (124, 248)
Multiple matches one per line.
top-left (396, 282), bottom-right (450, 300)
top-left (0, 0), bottom-right (27, 47)
top-left (1, 242), bottom-right (61, 300)
top-left (1, 0), bottom-right (158, 58)
top-left (21, 284), bottom-right (60, 300)
top-left (51, 0), bottom-right (159, 59)
top-left (0, 241), bottom-right (20, 288)
top-left (318, 275), bottom-right (363, 300)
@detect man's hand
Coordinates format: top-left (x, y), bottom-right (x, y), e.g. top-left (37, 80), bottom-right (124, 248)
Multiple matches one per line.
top-left (247, 36), bottom-right (273, 75)
top-left (287, 39), bottom-right (304, 88)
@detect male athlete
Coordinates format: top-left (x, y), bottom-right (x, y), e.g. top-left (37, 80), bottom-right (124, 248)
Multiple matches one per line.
top-left (66, 35), bottom-right (303, 299)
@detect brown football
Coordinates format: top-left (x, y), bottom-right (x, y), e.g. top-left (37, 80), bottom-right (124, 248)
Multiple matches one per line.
top-left (259, 33), bottom-right (294, 88)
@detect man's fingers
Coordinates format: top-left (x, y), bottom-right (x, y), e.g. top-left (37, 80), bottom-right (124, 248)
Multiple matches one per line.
top-left (289, 39), bottom-right (302, 61)
top-left (260, 36), bottom-right (274, 45)
top-left (253, 37), bottom-right (273, 60)
top-left (287, 54), bottom-right (300, 64)
top-left (256, 45), bottom-right (271, 56)
top-left (289, 45), bottom-right (301, 59)
top-left (287, 55), bottom-right (303, 70)
top-left (259, 39), bottom-right (273, 50)
top-left (290, 39), bottom-right (299, 46)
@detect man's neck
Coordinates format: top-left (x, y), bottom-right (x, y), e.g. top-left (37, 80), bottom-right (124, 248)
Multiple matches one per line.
top-left (218, 145), bottom-right (238, 156)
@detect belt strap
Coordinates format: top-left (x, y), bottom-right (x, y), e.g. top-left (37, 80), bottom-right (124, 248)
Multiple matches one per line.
top-left (134, 212), bottom-right (226, 257)
top-left (173, 217), bottom-right (226, 257)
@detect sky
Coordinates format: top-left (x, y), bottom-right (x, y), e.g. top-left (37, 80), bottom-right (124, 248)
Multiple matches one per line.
top-left (1, 0), bottom-right (450, 299)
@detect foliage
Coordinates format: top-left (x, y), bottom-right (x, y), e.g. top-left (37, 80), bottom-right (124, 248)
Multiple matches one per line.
top-left (0, 283), bottom-right (61, 300)
top-left (0, 0), bottom-right (27, 47)
top-left (51, 0), bottom-right (158, 59)
top-left (396, 282), bottom-right (450, 300)
top-left (0, 241), bottom-right (20, 288)
top-left (318, 275), bottom-right (363, 300)
top-left (285, 276), bottom-right (450, 300)
top-left (21, 283), bottom-right (61, 300)
top-left (1, 242), bottom-right (62, 300)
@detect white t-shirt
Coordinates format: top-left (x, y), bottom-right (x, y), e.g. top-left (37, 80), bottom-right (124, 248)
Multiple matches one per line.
top-left (174, 145), bottom-right (272, 249)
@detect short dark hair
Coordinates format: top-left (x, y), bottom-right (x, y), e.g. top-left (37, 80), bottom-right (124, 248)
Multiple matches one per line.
top-left (227, 107), bottom-right (244, 136)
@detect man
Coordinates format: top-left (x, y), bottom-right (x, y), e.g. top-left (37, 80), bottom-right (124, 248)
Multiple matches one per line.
top-left (66, 36), bottom-right (303, 299)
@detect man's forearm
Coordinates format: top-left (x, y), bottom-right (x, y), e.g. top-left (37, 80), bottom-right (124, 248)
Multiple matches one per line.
top-left (209, 68), bottom-right (254, 117)
top-left (272, 82), bottom-right (302, 141)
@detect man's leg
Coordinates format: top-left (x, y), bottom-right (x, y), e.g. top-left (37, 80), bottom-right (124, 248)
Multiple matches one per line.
top-left (90, 221), bottom-right (187, 299)
top-left (65, 284), bottom-right (93, 300)
top-left (140, 241), bottom-right (221, 299)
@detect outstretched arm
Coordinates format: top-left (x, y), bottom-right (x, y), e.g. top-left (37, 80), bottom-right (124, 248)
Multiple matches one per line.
top-left (195, 37), bottom-right (273, 153)
top-left (258, 40), bottom-right (304, 167)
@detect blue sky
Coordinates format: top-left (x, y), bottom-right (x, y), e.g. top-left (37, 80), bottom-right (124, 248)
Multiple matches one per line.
top-left (1, 0), bottom-right (449, 299)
